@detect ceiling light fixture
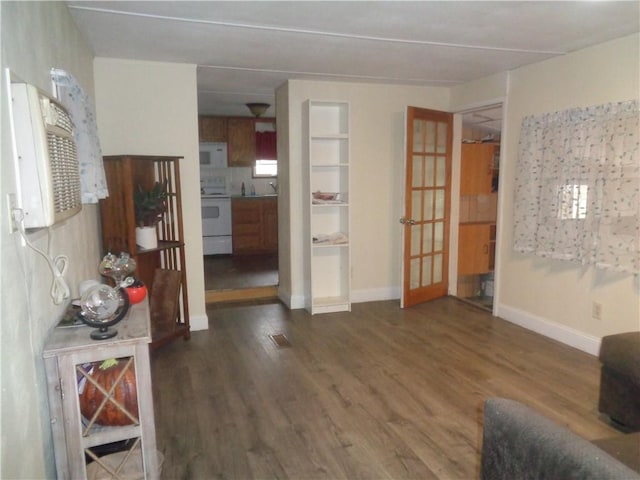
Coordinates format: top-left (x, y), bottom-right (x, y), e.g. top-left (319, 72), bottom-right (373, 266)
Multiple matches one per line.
top-left (246, 103), bottom-right (270, 117)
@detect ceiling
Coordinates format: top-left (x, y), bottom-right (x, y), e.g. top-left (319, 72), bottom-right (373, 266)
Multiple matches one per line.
top-left (67, 1), bottom-right (639, 119)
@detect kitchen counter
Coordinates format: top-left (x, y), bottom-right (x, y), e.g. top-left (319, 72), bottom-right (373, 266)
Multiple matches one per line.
top-left (232, 194), bottom-right (278, 199)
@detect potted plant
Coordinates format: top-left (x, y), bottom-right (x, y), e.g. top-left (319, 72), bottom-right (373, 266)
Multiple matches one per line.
top-left (133, 181), bottom-right (168, 249)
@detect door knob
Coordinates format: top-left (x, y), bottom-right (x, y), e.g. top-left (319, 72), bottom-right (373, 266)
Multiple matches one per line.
top-left (399, 217), bottom-right (416, 225)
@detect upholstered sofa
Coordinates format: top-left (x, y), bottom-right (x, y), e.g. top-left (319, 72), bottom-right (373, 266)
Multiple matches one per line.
top-left (480, 398), bottom-right (640, 479)
top-left (598, 331), bottom-right (640, 431)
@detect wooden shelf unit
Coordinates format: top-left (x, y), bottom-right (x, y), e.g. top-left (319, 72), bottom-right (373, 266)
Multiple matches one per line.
top-left (100, 155), bottom-right (190, 348)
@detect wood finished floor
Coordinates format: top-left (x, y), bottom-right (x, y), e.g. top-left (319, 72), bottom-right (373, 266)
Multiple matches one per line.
top-left (204, 254), bottom-right (278, 291)
top-left (150, 297), bottom-right (617, 479)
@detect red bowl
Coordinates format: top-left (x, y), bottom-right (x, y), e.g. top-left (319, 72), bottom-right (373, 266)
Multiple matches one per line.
top-left (126, 285), bottom-right (147, 304)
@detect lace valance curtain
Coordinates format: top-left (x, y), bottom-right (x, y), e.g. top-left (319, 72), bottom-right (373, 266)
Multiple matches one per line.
top-left (50, 68), bottom-right (108, 204)
top-left (513, 100), bottom-right (639, 274)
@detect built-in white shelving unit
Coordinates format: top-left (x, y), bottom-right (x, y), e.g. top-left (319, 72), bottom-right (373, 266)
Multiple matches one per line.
top-left (303, 100), bottom-right (351, 314)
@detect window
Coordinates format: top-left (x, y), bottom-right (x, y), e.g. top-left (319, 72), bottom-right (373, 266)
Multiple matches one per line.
top-left (253, 159), bottom-right (277, 178)
top-left (513, 100), bottom-right (639, 273)
top-left (557, 184), bottom-right (588, 220)
top-left (253, 127), bottom-right (277, 178)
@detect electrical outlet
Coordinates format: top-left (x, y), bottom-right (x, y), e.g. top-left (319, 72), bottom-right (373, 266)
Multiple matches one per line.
top-left (6, 193), bottom-right (17, 233)
top-left (592, 302), bottom-right (603, 320)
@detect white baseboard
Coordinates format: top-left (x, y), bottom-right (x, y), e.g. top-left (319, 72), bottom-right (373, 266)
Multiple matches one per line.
top-left (280, 287), bottom-right (400, 310)
top-left (190, 314), bottom-right (209, 331)
top-left (496, 303), bottom-right (601, 356)
top-left (352, 287), bottom-right (400, 304)
top-left (279, 286), bottom-right (305, 310)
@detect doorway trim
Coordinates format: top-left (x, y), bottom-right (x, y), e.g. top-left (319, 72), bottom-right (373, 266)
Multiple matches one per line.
top-left (452, 98), bottom-right (506, 316)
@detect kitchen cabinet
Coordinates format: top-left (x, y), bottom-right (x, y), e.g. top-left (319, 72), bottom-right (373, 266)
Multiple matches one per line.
top-left (457, 143), bottom-right (499, 284)
top-left (199, 116), bottom-right (227, 142)
top-left (460, 143), bottom-right (498, 195)
top-left (227, 118), bottom-right (256, 167)
top-left (458, 223), bottom-right (495, 275)
top-left (231, 197), bottom-right (278, 254)
top-left (99, 155), bottom-right (189, 348)
top-left (303, 100), bottom-right (351, 315)
top-left (43, 300), bottom-right (159, 479)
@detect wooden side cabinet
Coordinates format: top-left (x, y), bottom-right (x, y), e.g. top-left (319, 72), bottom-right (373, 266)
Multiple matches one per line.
top-left (231, 197), bottom-right (278, 254)
top-left (198, 116), bottom-right (227, 142)
top-left (99, 155), bottom-right (190, 348)
top-left (43, 301), bottom-right (160, 479)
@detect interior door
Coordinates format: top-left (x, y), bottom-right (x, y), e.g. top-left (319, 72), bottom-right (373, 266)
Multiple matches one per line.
top-left (400, 107), bottom-right (452, 307)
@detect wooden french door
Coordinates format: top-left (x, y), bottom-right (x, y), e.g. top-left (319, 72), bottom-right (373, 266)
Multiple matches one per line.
top-left (400, 107), bottom-right (452, 308)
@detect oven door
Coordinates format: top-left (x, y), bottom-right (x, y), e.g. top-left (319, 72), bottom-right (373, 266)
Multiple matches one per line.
top-left (201, 197), bottom-right (232, 254)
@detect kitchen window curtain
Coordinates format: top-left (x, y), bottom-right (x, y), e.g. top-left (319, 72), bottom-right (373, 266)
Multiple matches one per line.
top-left (255, 131), bottom-right (277, 160)
top-left (513, 100), bottom-right (639, 274)
top-left (50, 68), bottom-right (108, 203)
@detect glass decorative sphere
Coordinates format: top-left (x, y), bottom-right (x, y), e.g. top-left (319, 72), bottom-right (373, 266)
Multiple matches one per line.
top-left (78, 284), bottom-right (130, 340)
top-left (80, 285), bottom-right (120, 322)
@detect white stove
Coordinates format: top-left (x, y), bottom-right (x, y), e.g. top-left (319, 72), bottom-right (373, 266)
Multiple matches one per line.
top-left (201, 178), bottom-right (232, 255)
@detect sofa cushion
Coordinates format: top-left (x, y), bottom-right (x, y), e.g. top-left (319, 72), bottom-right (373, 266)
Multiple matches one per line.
top-left (599, 332), bottom-right (640, 383)
top-left (481, 398), bottom-right (640, 480)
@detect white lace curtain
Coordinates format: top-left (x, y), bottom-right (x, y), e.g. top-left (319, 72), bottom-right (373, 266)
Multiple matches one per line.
top-left (50, 68), bottom-right (108, 204)
top-left (513, 100), bottom-right (639, 274)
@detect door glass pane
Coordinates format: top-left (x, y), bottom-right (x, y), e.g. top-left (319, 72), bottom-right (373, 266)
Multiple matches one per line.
top-left (422, 223), bottom-right (433, 252)
top-left (436, 156), bottom-right (446, 186)
top-left (413, 121), bottom-right (424, 152)
top-left (425, 121), bottom-right (436, 153)
top-left (434, 189), bottom-right (445, 219)
top-left (412, 190), bottom-right (422, 223)
top-left (437, 123), bottom-right (448, 153)
top-left (423, 190), bottom-right (433, 220)
top-left (433, 253), bottom-right (443, 283)
top-left (410, 224), bottom-right (421, 256)
top-left (421, 256), bottom-right (432, 286)
top-left (434, 221), bottom-right (444, 251)
top-left (410, 258), bottom-right (420, 289)
top-left (412, 156), bottom-right (423, 188)
top-left (425, 156), bottom-right (435, 187)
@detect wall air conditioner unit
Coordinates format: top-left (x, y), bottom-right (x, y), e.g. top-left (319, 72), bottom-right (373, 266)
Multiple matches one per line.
top-left (10, 82), bottom-right (81, 228)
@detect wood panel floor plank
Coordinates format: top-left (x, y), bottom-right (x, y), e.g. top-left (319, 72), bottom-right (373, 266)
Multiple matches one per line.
top-left (151, 297), bottom-right (617, 479)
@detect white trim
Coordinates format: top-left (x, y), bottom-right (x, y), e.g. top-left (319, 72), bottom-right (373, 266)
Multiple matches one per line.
top-left (352, 287), bottom-right (400, 304)
top-left (190, 314), bottom-right (209, 331)
top-left (496, 303), bottom-right (601, 356)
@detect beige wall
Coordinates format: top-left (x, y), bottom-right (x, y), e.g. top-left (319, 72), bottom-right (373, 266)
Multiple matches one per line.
top-left (465, 34), bottom-right (639, 354)
top-left (279, 80), bottom-right (450, 307)
top-left (1, 2), bottom-right (98, 478)
top-left (93, 58), bottom-right (208, 331)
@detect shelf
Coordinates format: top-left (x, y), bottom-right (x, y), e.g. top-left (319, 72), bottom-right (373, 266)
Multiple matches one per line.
top-left (82, 425), bottom-right (141, 448)
top-left (136, 240), bottom-right (183, 254)
top-left (312, 242), bottom-right (349, 249)
top-left (311, 133), bottom-right (349, 140)
top-left (312, 296), bottom-right (351, 314)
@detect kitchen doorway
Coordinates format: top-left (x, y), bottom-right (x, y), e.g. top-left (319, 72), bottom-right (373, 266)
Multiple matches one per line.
top-left (456, 104), bottom-right (502, 312)
top-left (204, 254), bottom-right (279, 303)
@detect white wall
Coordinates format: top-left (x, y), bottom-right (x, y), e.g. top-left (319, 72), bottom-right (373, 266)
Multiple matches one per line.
top-left (93, 58), bottom-right (208, 331)
top-left (456, 35), bottom-right (640, 354)
top-left (279, 80), bottom-right (450, 308)
top-left (1, 2), bottom-right (99, 478)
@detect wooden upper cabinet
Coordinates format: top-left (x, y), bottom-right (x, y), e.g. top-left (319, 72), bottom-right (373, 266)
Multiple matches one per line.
top-left (198, 116), bottom-right (227, 142)
top-left (460, 143), bottom-right (497, 195)
top-left (227, 118), bottom-right (256, 167)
